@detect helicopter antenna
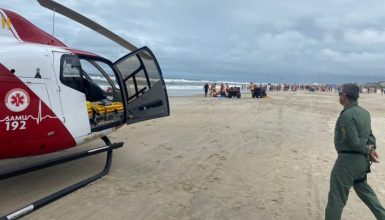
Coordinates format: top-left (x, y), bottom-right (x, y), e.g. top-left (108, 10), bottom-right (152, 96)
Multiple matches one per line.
top-left (52, 7), bottom-right (55, 36)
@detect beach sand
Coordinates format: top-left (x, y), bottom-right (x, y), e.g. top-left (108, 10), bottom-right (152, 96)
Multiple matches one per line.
top-left (1, 92), bottom-right (385, 220)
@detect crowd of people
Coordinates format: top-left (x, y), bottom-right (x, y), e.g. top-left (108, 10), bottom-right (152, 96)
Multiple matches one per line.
top-left (203, 82), bottom-right (385, 98)
top-left (261, 83), bottom-right (337, 92)
top-left (203, 83), bottom-right (230, 97)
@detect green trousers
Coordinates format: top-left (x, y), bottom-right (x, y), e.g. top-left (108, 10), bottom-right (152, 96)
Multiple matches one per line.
top-left (325, 154), bottom-right (385, 220)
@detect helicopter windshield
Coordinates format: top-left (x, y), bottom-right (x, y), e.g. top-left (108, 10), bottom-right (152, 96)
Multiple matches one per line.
top-left (79, 59), bottom-right (114, 95)
top-left (94, 61), bottom-right (120, 89)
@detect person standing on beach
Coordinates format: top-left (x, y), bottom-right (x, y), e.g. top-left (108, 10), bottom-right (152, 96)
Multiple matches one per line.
top-left (203, 83), bottom-right (209, 97)
top-left (220, 83), bottom-right (226, 97)
top-left (325, 83), bottom-right (385, 220)
top-left (248, 82), bottom-right (255, 98)
top-left (210, 83), bottom-right (217, 97)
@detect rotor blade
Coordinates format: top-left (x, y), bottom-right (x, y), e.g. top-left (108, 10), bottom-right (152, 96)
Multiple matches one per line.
top-left (37, 0), bottom-right (139, 51)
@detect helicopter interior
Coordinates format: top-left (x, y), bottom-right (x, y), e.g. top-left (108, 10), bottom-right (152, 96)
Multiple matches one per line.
top-left (60, 54), bottom-right (124, 130)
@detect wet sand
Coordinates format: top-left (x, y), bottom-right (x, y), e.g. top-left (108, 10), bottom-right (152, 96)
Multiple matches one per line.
top-left (1, 92), bottom-right (385, 220)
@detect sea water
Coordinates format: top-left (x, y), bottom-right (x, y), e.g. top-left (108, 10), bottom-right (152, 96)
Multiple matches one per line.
top-left (88, 74), bottom-right (250, 97)
top-left (164, 78), bottom-right (249, 97)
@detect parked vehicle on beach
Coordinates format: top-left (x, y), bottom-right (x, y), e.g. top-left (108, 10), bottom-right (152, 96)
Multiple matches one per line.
top-left (253, 87), bottom-right (267, 98)
top-left (226, 87), bottom-right (241, 98)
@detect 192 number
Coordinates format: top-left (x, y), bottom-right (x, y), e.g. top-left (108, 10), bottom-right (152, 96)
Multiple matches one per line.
top-left (5, 121), bottom-right (26, 131)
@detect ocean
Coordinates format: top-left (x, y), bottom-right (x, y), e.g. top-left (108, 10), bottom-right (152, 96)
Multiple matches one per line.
top-left (88, 74), bottom-right (250, 97)
top-left (164, 78), bottom-right (249, 96)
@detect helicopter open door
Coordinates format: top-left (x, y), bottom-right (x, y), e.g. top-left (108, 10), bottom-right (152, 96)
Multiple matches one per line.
top-left (114, 47), bottom-right (170, 124)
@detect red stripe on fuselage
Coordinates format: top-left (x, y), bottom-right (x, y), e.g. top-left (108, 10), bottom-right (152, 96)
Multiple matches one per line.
top-left (0, 64), bottom-right (76, 159)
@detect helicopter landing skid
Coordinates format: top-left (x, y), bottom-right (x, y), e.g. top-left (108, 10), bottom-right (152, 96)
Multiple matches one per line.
top-left (0, 136), bottom-right (123, 220)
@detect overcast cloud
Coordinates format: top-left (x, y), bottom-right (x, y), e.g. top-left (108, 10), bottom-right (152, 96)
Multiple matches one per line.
top-left (2, 0), bottom-right (385, 83)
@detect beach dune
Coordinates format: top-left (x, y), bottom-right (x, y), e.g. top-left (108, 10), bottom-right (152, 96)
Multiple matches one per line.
top-left (1, 92), bottom-right (385, 220)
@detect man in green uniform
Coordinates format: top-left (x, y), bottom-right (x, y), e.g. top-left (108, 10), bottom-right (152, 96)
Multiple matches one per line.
top-left (325, 83), bottom-right (385, 219)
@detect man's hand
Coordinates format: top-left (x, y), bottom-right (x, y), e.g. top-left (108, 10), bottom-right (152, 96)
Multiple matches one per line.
top-left (369, 146), bottom-right (380, 163)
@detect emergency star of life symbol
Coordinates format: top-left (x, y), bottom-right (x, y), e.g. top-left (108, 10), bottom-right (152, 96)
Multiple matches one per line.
top-left (5, 88), bottom-right (30, 112)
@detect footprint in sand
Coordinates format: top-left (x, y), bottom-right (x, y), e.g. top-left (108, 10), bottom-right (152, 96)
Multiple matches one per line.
top-left (173, 155), bottom-right (183, 159)
top-left (210, 139), bottom-right (219, 143)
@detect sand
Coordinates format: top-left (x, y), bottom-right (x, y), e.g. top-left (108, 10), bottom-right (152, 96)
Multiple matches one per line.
top-left (1, 91), bottom-right (385, 220)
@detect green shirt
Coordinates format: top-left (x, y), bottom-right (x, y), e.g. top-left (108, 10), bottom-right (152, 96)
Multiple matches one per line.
top-left (334, 101), bottom-right (375, 154)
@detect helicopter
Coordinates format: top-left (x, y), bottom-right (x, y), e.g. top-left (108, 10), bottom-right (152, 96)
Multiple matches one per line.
top-left (0, 0), bottom-right (169, 219)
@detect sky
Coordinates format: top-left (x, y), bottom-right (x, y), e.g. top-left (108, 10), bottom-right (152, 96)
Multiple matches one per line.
top-left (2, 0), bottom-right (385, 83)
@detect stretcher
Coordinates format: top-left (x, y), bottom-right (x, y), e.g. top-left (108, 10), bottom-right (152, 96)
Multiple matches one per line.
top-left (87, 101), bottom-right (124, 120)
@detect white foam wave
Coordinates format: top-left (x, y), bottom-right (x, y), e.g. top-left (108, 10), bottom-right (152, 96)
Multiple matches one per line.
top-left (166, 85), bottom-right (203, 90)
top-left (164, 78), bottom-right (249, 85)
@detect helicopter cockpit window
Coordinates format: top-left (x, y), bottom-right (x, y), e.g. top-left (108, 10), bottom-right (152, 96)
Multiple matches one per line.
top-left (79, 60), bottom-right (113, 94)
top-left (141, 51), bottom-right (161, 86)
top-left (95, 61), bottom-right (120, 89)
top-left (63, 61), bottom-right (80, 77)
top-left (115, 51), bottom-right (163, 103)
top-left (60, 55), bottom-right (83, 92)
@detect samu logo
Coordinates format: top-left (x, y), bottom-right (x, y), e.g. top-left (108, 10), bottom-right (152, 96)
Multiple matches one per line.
top-left (5, 88), bottom-right (30, 112)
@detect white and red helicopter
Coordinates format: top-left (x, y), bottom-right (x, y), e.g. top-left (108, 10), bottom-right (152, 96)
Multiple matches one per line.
top-left (0, 0), bottom-right (169, 219)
